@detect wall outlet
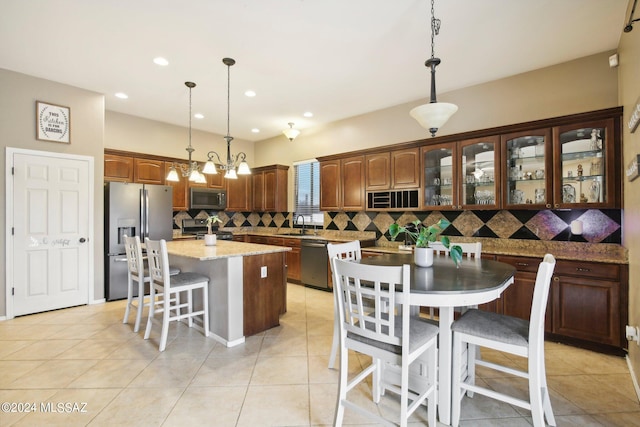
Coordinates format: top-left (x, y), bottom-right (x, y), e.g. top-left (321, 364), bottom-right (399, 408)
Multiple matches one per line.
top-left (260, 266), bottom-right (267, 278)
top-left (626, 325), bottom-right (640, 345)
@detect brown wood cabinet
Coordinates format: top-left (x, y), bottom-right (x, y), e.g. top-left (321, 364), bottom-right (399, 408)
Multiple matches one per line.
top-left (483, 254), bottom-right (627, 353)
top-left (164, 162), bottom-right (188, 211)
top-left (133, 158), bottom-right (165, 184)
top-left (226, 174), bottom-right (252, 211)
top-left (366, 148), bottom-right (420, 191)
top-left (104, 153), bottom-right (134, 182)
top-left (282, 238), bottom-right (301, 282)
top-left (243, 252), bottom-right (287, 336)
top-left (365, 153), bottom-right (390, 191)
top-left (320, 156), bottom-right (365, 211)
top-left (252, 165), bottom-right (288, 212)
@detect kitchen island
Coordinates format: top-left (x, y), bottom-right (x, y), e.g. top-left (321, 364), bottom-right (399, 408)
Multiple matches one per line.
top-left (165, 239), bottom-right (291, 347)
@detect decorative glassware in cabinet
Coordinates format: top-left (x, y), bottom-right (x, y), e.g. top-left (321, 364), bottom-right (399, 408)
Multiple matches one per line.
top-left (423, 143), bottom-right (455, 209)
top-left (559, 126), bottom-right (605, 205)
top-left (460, 136), bottom-right (499, 209)
top-left (504, 132), bottom-right (549, 207)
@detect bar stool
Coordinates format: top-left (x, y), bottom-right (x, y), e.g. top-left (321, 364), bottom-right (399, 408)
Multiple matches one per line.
top-left (143, 238), bottom-right (210, 351)
top-left (122, 235), bottom-right (179, 332)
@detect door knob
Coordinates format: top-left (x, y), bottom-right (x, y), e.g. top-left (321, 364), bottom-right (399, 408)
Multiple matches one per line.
top-left (79, 237), bottom-right (87, 243)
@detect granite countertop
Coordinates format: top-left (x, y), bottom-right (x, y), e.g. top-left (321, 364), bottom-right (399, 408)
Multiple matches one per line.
top-left (224, 230), bottom-right (377, 245)
top-left (365, 238), bottom-right (628, 264)
top-left (165, 239), bottom-right (290, 261)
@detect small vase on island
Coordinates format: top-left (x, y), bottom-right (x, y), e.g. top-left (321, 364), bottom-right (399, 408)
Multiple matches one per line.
top-left (204, 234), bottom-right (217, 246)
top-left (414, 247), bottom-right (434, 268)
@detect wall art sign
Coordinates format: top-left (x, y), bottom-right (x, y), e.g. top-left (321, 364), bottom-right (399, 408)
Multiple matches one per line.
top-left (36, 101), bottom-right (70, 143)
top-left (626, 154), bottom-right (640, 182)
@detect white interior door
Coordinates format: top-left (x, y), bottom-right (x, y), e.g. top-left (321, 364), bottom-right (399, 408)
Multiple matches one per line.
top-left (10, 150), bottom-right (92, 316)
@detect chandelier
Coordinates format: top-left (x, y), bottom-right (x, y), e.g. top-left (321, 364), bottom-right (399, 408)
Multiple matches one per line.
top-left (166, 81), bottom-right (206, 183)
top-left (202, 57), bottom-right (250, 180)
top-left (410, 0), bottom-right (458, 137)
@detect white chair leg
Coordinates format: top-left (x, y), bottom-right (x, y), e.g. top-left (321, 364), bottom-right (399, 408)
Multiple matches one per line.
top-left (451, 334), bottom-right (463, 427)
top-left (159, 291), bottom-right (171, 352)
top-left (400, 356), bottom-right (410, 427)
top-left (143, 287), bottom-right (155, 340)
top-left (428, 344), bottom-right (437, 427)
top-left (188, 289), bottom-right (193, 328)
top-left (133, 279), bottom-right (144, 333)
top-left (333, 339), bottom-right (348, 427)
top-left (203, 285), bottom-right (210, 337)
top-left (123, 278), bottom-right (133, 325)
top-left (328, 309), bottom-right (339, 369)
top-left (466, 343), bottom-right (476, 397)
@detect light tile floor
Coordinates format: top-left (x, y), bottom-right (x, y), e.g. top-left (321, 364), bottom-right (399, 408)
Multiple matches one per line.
top-left (0, 283), bottom-right (638, 426)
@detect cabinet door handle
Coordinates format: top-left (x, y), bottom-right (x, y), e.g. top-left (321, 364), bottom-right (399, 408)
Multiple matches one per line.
top-left (553, 276), bottom-right (560, 281)
top-left (554, 204), bottom-right (560, 208)
top-left (545, 204), bottom-right (552, 208)
top-left (516, 262), bottom-right (529, 267)
top-left (576, 267), bottom-right (591, 272)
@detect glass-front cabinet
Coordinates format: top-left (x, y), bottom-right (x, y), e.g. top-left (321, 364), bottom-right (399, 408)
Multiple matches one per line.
top-left (553, 118), bottom-right (616, 209)
top-left (422, 143), bottom-right (458, 210)
top-left (459, 136), bottom-right (500, 210)
top-left (502, 129), bottom-right (552, 208)
top-left (422, 136), bottom-right (499, 210)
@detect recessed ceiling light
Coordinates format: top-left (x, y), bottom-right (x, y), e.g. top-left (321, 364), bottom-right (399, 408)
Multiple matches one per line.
top-left (303, 111), bottom-right (313, 117)
top-left (251, 128), bottom-right (260, 133)
top-left (194, 113), bottom-right (204, 119)
top-left (115, 92), bottom-right (128, 99)
top-left (153, 57), bottom-right (169, 66)
top-left (245, 90), bottom-right (256, 97)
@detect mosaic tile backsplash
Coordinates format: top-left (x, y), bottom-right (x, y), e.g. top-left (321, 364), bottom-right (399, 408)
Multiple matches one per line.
top-left (174, 208), bottom-right (621, 245)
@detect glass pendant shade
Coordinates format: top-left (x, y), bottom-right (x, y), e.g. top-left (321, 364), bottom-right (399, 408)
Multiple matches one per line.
top-left (202, 160), bottom-right (218, 174)
top-left (188, 167), bottom-right (200, 182)
top-left (283, 128), bottom-right (300, 141)
top-left (166, 166), bottom-right (180, 182)
top-left (410, 102), bottom-right (458, 136)
top-left (224, 168), bottom-right (238, 179)
top-left (237, 161), bottom-right (251, 175)
top-left (195, 171), bottom-right (207, 183)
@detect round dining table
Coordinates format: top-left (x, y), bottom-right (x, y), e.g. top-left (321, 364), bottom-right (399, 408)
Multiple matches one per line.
top-left (359, 252), bottom-right (516, 425)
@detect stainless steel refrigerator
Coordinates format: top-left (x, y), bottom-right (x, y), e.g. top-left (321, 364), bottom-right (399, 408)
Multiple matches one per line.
top-left (104, 181), bottom-right (173, 301)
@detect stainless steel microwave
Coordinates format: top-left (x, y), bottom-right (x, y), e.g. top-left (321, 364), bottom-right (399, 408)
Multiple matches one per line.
top-left (190, 188), bottom-right (227, 210)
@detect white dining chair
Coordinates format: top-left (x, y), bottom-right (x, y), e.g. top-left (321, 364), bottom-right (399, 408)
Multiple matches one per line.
top-left (143, 238), bottom-right (210, 351)
top-left (451, 254), bottom-right (556, 427)
top-left (331, 257), bottom-right (438, 427)
top-left (122, 235), bottom-right (180, 333)
top-left (326, 240), bottom-right (362, 369)
top-left (431, 241), bottom-right (482, 259)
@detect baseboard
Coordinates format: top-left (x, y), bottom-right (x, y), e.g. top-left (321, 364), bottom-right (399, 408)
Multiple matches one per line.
top-left (90, 298), bottom-right (106, 305)
top-left (0, 316), bottom-right (6, 322)
top-left (627, 356), bottom-right (640, 403)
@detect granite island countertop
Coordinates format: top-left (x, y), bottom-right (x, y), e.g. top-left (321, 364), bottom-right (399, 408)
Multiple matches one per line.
top-left (165, 239), bottom-right (291, 261)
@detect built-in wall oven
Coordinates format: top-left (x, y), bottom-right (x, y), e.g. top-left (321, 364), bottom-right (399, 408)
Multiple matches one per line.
top-left (301, 239), bottom-right (330, 290)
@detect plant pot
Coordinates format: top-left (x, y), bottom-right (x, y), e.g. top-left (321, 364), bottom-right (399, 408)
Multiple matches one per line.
top-left (414, 247), bottom-right (434, 268)
top-left (204, 234), bottom-right (217, 246)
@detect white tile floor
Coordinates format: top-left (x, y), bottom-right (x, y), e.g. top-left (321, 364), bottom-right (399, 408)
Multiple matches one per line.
top-left (0, 283), bottom-right (638, 426)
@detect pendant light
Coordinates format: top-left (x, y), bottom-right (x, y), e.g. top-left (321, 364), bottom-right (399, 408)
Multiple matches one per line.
top-left (166, 81), bottom-right (204, 182)
top-left (203, 57), bottom-right (250, 179)
top-left (410, 0), bottom-right (458, 137)
top-left (282, 122), bottom-right (300, 141)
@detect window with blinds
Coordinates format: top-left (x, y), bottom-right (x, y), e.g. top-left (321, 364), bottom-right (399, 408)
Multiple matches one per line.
top-left (294, 160), bottom-right (323, 225)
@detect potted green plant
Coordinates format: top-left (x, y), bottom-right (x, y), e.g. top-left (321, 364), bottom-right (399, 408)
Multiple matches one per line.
top-left (205, 215), bottom-right (223, 246)
top-left (389, 218), bottom-right (463, 267)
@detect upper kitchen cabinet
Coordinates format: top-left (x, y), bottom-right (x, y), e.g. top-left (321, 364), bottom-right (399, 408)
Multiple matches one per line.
top-left (553, 118), bottom-right (619, 209)
top-left (252, 165), bottom-right (289, 212)
top-left (365, 148), bottom-right (421, 210)
top-left (423, 136), bottom-right (499, 210)
top-left (502, 129), bottom-right (553, 209)
top-left (164, 162), bottom-right (188, 211)
top-left (104, 153), bottom-right (134, 182)
top-left (422, 142), bottom-right (458, 210)
top-left (320, 156), bottom-right (365, 211)
top-left (226, 173), bottom-right (252, 211)
top-left (366, 148), bottom-right (420, 190)
top-left (133, 158), bottom-right (165, 184)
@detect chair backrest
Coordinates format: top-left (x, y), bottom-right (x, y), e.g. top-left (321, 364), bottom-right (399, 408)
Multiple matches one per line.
top-left (331, 257), bottom-right (411, 349)
top-left (123, 235), bottom-right (144, 280)
top-left (145, 238), bottom-right (172, 289)
top-left (529, 254), bottom-right (555, 341)
top-left (327, 240), bottom-right (362, 264)
top-left (431, 241), bottom-right (482, 259)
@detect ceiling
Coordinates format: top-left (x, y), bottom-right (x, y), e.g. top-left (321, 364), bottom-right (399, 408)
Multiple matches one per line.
top-left (0, 0), bottom-right (630, 142)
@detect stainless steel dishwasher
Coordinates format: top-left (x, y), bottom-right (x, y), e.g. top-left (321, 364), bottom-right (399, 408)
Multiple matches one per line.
top-left (301, 239), bottom-right (330, 290)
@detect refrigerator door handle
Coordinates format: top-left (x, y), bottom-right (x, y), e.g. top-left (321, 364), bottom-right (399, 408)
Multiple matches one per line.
top-left (140, 188), bottom-right (148, 241)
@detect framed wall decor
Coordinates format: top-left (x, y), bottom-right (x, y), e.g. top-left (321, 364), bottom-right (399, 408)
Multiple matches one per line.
top-left (36, 101), bottom-right (71, 143)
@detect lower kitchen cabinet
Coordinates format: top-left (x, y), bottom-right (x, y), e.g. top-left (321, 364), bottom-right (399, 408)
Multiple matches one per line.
top-left (243, 252), bottom-right (287, 336)
top-left (486, 255), bottom-right (627, 353)
top-left (282, 238), bottom-right (301, 282)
